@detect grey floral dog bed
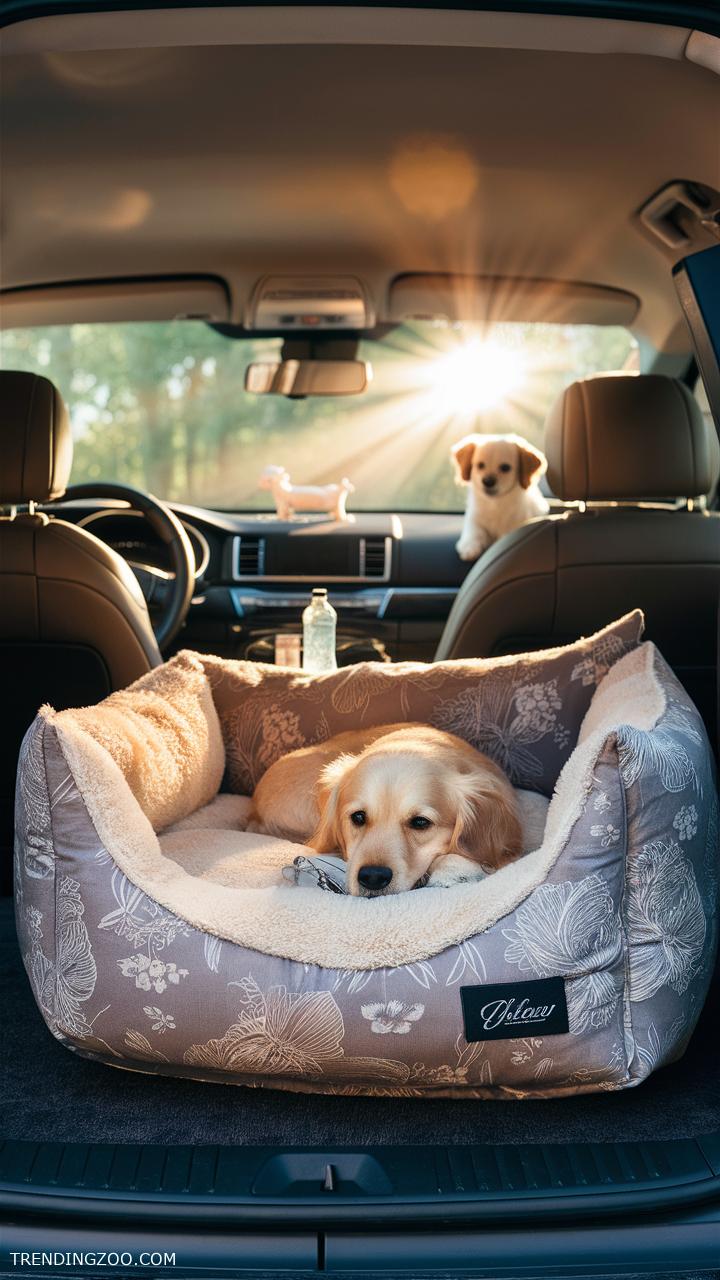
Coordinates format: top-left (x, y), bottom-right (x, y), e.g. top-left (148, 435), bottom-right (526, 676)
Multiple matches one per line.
top-left (14, 611), bottom-right (719, 1098)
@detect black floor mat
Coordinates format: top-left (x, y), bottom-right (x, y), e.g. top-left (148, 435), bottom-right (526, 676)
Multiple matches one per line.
top-left (2, 899), bottom-right (719, 1148)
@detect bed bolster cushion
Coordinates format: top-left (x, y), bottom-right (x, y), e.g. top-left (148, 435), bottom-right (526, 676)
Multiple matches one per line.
top-left (53, 650), bottom-right (224, 831)
top-left (201, 610), bottom-right (644, 798)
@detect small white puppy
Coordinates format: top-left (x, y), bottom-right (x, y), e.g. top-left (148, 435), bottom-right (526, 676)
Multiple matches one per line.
top-left (452, 433), bottom-right (549, 562)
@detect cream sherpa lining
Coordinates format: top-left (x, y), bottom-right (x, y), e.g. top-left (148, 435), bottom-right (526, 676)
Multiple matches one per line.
top-left (154, 790), bottom-right (548, 893)
top-left (54, 650), bottom-right (225, 832)
top-left (48, 643), bottom-right (664, 970)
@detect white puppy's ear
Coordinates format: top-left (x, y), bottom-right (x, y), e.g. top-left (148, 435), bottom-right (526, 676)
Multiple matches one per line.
top-left (450, 766), bottom-right (523, 871)
top-left (451, 436), bottom-right (479, 483)
top-left (516, 440), bottom-right (547, 489)
top-left (309, 754), bottom-right (356, 855)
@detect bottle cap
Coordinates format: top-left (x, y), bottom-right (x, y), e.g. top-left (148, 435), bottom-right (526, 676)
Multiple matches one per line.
top-left (312, 587), bottom-right (328, 598)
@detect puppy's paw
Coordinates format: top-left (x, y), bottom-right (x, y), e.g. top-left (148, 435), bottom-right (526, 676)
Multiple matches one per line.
top-left (455, 536), bottom-right (487, 562)
top-left (428, 854), bottom-right (488, 888)
top-left (244, 815), bottom-right (268, 835)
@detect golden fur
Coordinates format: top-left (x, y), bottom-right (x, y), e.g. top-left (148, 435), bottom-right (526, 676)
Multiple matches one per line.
top-left (248, 723), bottom-right (522, 896)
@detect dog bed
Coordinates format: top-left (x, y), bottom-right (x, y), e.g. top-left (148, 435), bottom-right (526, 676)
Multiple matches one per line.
top-left (14, 610), bottom-right (719, 1098)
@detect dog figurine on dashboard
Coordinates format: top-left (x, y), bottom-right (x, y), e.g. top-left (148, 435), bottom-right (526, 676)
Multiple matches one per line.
top-left (452, 434), bottom-right (549, 562)
top-left (259, 465), bottom-right (354, 523)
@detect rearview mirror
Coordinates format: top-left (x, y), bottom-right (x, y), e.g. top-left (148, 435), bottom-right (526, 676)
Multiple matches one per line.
top-left (245, 358), bottom-right (371, 397)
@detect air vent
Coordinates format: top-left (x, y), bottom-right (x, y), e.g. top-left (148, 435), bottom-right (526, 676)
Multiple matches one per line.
top-left (360, 536), bottom-right (390, 580)
top-left (233, 535), bottom-right (266, 578)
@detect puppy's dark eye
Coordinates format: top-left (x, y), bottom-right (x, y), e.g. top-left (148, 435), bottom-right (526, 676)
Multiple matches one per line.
top-left (408, 815), bottom-right (432, 831)
top-left (350, 810), bottom-right (367, 827)
top-left (475, 461), bottom-right (485, 470)
top-left (499, 462), bottom-right (512, 473)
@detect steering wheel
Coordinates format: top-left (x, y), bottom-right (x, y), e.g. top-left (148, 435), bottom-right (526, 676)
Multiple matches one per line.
top-left (56, 482), bottom-right (196, 652)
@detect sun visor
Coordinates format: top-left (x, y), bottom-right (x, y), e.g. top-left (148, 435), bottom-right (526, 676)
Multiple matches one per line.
top-left (0, 277), bottom-right (231, 329)
top-left (388, 274), bottom-right (639, 327)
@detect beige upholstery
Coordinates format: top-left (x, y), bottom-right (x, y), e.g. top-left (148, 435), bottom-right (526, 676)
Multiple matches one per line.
top-left (437, 374), bottom-right (720, 743)
top-left (545, 373), bottom-right (712, 501)
top-left (1, 370), bottom-right (160, 879)
top-left (0, 371), bottom-right (73, 503)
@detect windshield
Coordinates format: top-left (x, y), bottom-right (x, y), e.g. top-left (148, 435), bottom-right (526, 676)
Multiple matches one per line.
top-left (0, 320), bottom-right (638, 511)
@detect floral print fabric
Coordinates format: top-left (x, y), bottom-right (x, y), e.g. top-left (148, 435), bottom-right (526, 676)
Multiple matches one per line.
top-left (203, 611), bottom-right (644, 798)
top-left (14, 637), bottom-right (718, 1099)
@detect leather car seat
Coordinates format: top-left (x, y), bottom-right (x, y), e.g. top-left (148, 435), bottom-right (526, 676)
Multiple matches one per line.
top-left (436, 373), bottom-right (720, 741)
top-left (0, 370), bottom-right (161, 885)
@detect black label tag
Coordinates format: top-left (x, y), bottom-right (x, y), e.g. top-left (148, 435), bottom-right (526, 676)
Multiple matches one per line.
top-left (460, 977), bottom-right (569, 1042)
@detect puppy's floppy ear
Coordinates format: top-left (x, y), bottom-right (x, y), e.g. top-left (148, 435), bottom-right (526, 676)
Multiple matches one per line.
top-left (451, 436), bottom-right (478, 484)
top-left (450, 760), bottom-right (523, 871)
top-left (516, 440), bottom-right (547, 490)
top-left (309, 754), bottom-right (356, 855)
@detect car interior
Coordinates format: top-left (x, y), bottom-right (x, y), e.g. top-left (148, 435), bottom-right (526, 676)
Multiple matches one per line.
top-left (2, 2), bottom-right (720, 1274)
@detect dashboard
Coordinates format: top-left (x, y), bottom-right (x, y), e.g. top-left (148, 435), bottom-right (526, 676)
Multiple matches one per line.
top-left (49, 500), bottom-right (470, 663)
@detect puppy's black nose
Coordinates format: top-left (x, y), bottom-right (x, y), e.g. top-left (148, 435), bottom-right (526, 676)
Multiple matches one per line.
top-left (358, 865), bottom-right (393, 892)
top-left (482, 474), bottom-right (497, 489)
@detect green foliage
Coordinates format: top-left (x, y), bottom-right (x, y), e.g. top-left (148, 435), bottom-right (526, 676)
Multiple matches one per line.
top-left (0, 320), bottom-right (637, 511)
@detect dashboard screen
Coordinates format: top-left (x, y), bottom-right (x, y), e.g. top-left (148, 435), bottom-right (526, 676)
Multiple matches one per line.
top-left (263, 534), bottom-right (360, 578)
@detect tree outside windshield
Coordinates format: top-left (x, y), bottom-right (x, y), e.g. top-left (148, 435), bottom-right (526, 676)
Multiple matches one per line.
top-left (0, 321), bottom-right (637, 511)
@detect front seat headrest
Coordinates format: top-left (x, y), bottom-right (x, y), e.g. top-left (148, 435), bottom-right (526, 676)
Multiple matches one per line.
top-left (545, 372), bottom-right (714, 502)
top-left (0, 370), bottom-right (73, 504)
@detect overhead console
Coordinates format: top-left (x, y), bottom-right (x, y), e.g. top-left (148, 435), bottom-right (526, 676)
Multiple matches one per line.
top-left (246, 275), bottom-right (375, 331)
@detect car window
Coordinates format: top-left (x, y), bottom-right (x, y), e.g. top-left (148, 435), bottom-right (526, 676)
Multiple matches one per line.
top-left (0, 320), bottom-right (638, 512)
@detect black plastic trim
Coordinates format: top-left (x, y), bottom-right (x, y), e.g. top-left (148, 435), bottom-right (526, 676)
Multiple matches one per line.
top-left (2, 1139), bottom-right (720, 1227)
top-left (325, 1219), bottom-right (720, 1273)
top-left (3, 1215), bottom-right (720, 1279)
top-left (1, 0), bottom-right (720, 39)
top-left (0, 1221), bottom-right (318, 1277)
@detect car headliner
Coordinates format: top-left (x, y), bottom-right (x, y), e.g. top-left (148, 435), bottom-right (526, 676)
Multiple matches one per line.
top-left (1, 7), bottom-right (719, 352)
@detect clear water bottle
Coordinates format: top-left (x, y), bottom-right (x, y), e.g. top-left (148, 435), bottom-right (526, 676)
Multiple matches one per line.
top-left (302, 588), bottom-right (337, 674)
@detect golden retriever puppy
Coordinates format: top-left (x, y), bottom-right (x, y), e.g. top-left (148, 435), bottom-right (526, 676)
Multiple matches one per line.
top-left (452, 433), bottom-right (548, 562)
top-left (248, 723), bottom-right (522, 896)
